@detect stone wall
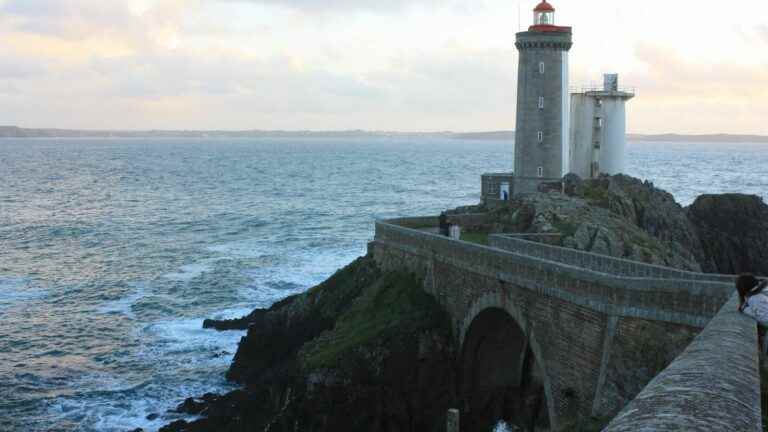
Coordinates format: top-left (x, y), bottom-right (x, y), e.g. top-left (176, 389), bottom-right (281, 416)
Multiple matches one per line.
top-left (370, 229), bottom-right (609, 427)
top-left (602, 293), bottom-right (761, 432)
top-left (369, 218), bottom-right (757, 430)
top-left (489, 234), bottom-right (735, 283)
top-left (373, 220), bottom-right (732, 327)
top-left (481, 173), bottom-right (515, 207)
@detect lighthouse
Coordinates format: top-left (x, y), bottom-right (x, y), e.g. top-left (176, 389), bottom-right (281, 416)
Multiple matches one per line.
top-left (480, 1), bottom-right (635, 205)
top-left (513, 0), bottom-right (573, 194)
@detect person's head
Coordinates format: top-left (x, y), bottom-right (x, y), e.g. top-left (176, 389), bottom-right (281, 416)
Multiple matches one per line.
top-left (737, 273), bottom-right (760, 303)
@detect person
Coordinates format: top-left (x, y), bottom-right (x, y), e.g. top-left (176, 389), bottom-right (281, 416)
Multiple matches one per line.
top-left (439, 212), bottom-right (449, 237)
top-left (737, 273), bottom-right (768, 324)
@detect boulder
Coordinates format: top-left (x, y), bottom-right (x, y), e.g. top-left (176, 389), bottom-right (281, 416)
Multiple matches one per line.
top-left (687, 194), bottom-right (768, 275)
top-left (578, 175), bottom-right (710, 270)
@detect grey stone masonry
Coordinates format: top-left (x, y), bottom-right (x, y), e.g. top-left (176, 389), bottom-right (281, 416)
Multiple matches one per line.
top-left (489, 234), bottom-right (735, 283)
top-left (370, 217), bottom-right (759, 430)
top-left (514, 30), bottom-right (572, 195)
top-left (602, 293), bottom-right (761, 432)
top-left (374, 218), bottom-right (732, 327)
top-left (481, 173), bottom-right (515, 206)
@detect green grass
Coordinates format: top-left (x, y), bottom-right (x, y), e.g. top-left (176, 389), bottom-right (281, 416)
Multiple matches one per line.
top-left (300, 271), bottom-right (449, 370)
top-left (397, 218), bottom-right (438, 229)
top-left (460, 232), bottom-right (489, 245)
top-left (302, 256), bottom-right (381, 319)
top-left (581, 182), bottom-right (610, 206)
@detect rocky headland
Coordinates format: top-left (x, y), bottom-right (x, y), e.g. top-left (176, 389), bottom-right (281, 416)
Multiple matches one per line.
top-left (154, 174), bottom-right (768, 432)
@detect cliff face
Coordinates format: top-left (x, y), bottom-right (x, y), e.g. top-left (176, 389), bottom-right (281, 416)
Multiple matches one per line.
top-left (161, 256), bottom-right (457, 432)
top-left (593, 175), bottom-right (711, 269)
top-left (687, 194), bottom-right (768, 275)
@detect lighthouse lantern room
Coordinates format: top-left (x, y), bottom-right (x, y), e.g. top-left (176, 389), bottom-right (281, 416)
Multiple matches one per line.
top-left (533, 1), bottom-right (555, 27)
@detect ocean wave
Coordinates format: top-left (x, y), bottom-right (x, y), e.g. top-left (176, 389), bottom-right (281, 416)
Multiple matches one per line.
top-left (139, 317), bottom-right (243, 361)
top-left (44, 377), bottom-right (200, 432)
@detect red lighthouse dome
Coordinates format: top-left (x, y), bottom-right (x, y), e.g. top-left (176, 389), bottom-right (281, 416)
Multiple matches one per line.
top-left (534, 1), bottom-right (555, 13)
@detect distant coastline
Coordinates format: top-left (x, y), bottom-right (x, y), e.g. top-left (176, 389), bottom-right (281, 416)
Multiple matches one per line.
top-left (1, 126), bottom-right (766, 143)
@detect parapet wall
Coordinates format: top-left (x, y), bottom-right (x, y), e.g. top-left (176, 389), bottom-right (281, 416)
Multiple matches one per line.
top-left (374, 219), bottom-right (732, 327)
top-left (489, 234), bottom-right (734, 283)
top-left (602, 293), bottom-right (762, 432)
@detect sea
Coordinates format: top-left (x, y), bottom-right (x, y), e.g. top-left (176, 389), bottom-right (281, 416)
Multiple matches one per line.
top-left (1, 138), bottom-right (766, 432)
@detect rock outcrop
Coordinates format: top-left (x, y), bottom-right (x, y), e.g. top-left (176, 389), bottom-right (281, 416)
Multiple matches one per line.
top-left (479, 178), bottom-right (704, 271)
top-left (160, 256), bottom-right (456, 432)
top-left (687, 194), bottom-right (768, 275)
top-left (474, 174), bottom-right (768, 273)
top-left (583, 175), bottom-right (711, 270)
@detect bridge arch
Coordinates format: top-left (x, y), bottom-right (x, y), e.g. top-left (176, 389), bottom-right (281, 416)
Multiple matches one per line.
top-left (458, 292), bottom-right (556, 431)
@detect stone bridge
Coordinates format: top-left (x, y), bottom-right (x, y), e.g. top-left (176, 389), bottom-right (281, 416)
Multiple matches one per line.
top-left (369, 216), bottom-right (762, 431)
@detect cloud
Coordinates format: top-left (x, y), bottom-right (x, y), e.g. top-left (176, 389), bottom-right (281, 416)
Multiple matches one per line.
top-left (757, 25), bottom-right (768, 43)
top-left (1, 0), bottom-right (70, 17)
top-left (617, 43), bottom-right (768, 134)
top-left (0, 0), bottom-right (766, 133)
top-left (629, 43), bottom-right (768, 97)
top-left (0, 0), bottom-right (135, 38)
top-left (217, 0), bottom-right (445, 13)
top-left (0, 49), bottom-right (48, 78)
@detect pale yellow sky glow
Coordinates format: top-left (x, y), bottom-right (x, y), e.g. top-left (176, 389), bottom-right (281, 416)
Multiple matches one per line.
top-left (0, 0), bottom-right (766, 133)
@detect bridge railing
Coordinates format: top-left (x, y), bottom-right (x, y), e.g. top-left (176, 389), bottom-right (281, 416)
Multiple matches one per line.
top-left (489, 234), bottom-right (735, 283)
top-left (374, 219), bottom-right (733, 326)
top-left (602, 293), bottom-right (762, 432)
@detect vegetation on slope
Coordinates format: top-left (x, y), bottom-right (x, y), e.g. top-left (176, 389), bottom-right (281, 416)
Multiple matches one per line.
top-left (300, 270), bottom-right (450, 370)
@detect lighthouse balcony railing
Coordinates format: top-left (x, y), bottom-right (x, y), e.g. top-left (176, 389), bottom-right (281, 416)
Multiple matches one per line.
top-left (570, 86), bottom-right (636, 95)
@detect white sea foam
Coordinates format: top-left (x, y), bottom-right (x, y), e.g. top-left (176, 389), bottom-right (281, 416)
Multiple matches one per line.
top-left (140, 317), bottom-right (244, 364)
top-left (237, 246), bottom-right (364, 308)
top-left (162, 262), bottom-right (214, 281)
top-left (46, 375), bottom-right (202, 432)
top-left (46, 314), bottom-right (244, 432)
top-left (206, 306), bottom-right (256, 321)
top-left (206, 240), bottom-right (272, 258)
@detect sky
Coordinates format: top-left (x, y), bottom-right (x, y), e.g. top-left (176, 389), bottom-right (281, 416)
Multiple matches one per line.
top-left (0, 0), bottom-right (766, 133)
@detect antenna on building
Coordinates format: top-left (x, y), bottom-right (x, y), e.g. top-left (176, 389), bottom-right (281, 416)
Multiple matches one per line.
top-left (518, 1), bottom-right (522, 32)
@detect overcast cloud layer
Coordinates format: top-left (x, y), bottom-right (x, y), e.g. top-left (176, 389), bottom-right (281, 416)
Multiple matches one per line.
top-left (0, 0), bottom-right (766, 133)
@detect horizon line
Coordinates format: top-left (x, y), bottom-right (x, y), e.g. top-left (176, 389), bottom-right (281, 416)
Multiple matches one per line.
top-left (2, 125), bottom-right (767, 138)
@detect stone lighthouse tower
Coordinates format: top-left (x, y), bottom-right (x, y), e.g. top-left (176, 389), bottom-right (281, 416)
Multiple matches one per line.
top-left (514, 0), bottom-right (573, 194)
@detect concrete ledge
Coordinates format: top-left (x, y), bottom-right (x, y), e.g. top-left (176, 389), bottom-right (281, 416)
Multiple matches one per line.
top-left (602, 293), bottom-right (761, 432)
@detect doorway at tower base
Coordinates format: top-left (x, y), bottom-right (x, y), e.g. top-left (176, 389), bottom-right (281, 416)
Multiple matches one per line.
top-left (481, 173), bottom-right (566, 206)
